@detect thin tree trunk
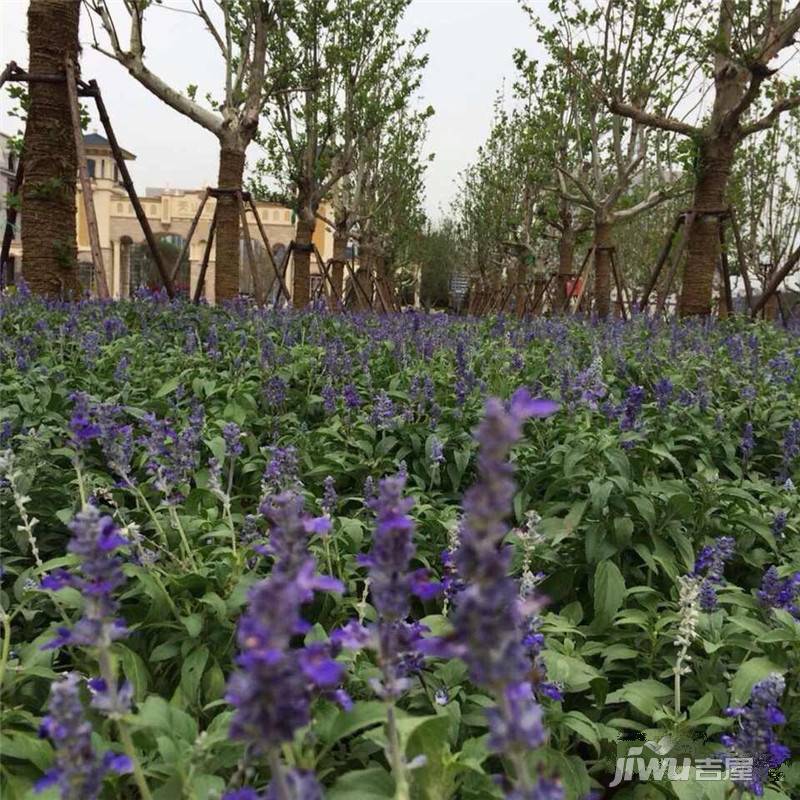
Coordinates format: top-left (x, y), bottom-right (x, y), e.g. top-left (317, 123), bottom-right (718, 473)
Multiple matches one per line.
top-left (556, 204), bottom-right (575, 308)
top-left (593, 220), bottom-right (613, 318)
top-left (352, 244), bottom-right (373, 310)
top-left (679, 137), bottom-right (735, 317)
top-left (214, 147), bottom-right (245, 302)
top-left (331, 227), bottom-right (347, 307)
top-left (292, 214), bottom-right (315, 308)
top-left (21, 0), bottom-right (82, 298)
top-left (533, 274), bottom-right (546, 316)
top-left (514, 258), bottom-right (527, 318)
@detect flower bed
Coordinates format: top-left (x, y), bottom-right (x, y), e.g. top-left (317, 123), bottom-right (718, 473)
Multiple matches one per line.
top-left (1, 292), bottom-right (798, 799)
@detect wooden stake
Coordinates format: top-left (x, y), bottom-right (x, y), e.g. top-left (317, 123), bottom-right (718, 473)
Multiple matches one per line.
top-left (88, 80), bottom-right (175, 297)
top-left (639, 213), bottom-right (683, 312)
top-left (718, 225), bottom-right (734, 316)
top-left (171, 189), bottom-right (208, 284)
top-left (273, 241), bottom-right (294, 310)
top-left (193, 207), bottom-right (218, 304)
top-left (728, 207), bottom-right (753, 310)
top-left (247, 196), bottom-right (291, 303)
top-left (65, 58), bottom-right (109, 299)
top-left (237, 191), bottom-right (266, 305)
top-left (563, 247), bottom-right (592, 313)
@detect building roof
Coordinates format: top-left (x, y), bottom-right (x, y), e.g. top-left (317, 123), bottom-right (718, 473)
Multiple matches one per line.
top-left (83, 132), bottom-right (135, 160)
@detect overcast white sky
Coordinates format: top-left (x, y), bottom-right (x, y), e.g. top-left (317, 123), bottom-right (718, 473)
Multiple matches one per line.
top-left (0, 0), bottom-right (548, 217)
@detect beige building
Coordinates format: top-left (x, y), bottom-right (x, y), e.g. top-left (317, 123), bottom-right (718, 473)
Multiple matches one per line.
top-left (6, 133), bottom-right (333, 301)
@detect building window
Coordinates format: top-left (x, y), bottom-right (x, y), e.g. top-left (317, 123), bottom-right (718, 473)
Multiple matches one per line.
top-left (100, 160), bottom-right (105, 178)
top-left (87, 159), bottom-right (96, 178)
top-left (8, 152), bottom-right (15, 172)
top-left (114, 166), bottom-right (119, 183)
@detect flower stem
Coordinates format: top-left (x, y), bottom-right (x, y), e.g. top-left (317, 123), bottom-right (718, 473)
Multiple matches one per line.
top-left (0, 607), bottom-right (11, 692)
top-left (268, 748), bottom-right (292, 800)
top-left (386, 703), bottom-right (410, 800)
top-left (97, 648), bottom-right (153, 800)
top-left (168, 506), bottom-right (197, 570)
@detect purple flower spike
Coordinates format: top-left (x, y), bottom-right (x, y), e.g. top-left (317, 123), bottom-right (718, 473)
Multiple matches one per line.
top-left (509, 389), bottom-right (560, 420)
top-left (36, 672), bottom-right (131, 800)
top-left (40, 507), bottom-right (129, 651)
top-left (722, 674), bottom-right (790, 796)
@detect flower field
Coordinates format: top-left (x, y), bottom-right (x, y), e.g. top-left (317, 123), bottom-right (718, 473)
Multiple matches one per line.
top-left (1, 292), bottom-right (798, 800)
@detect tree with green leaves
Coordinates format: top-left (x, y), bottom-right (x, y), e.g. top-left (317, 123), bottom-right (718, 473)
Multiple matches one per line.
top-left (259, 0), bottom-right (425, 307)
top-left (589, 0), bottom-right (800, 315)
top-left (87, 0), bottom-right (276, 302)
top-left (524, 9), bottom-right (687, 317)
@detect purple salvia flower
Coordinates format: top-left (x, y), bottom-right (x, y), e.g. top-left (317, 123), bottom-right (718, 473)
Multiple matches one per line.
top-left (321, 383), bottom-right (336, 415)
top-left (369, 390), bottom-right (396, 430)
top-left (343, 383), bottom-right (361, 410)
top-left (321, 475), bottom-right (337, 517)
top-left (757, 566), bottom-right (800, 619)
top-left (223, 422), bottom-right (244, 457)
top-left (426, 390), bottom-right (560, 788)
top-left (261, 446), bottom-right (300, 496)
top-left (335, 475), bottom-right (440, 699)
top-left (264, 376), bottom-right (287, 408)
top-left (227, 497), bottom-right (343, 766)
top-left (740, 422), bottom-right (754, 461)
top-left (41, 506), bottom-right (129, 650)
top-left (771, 511), bottom-right (787, 538)
top-left (779, 420), bottom-right (800, 481)
top-left (36, 672), bottom-right (132, 799)
top-left (722, 674), bottom-right (790, 796)
top-left (619, 385), bottom-right (645, 432)
top-left (692, 536), bottom-right (735, 612)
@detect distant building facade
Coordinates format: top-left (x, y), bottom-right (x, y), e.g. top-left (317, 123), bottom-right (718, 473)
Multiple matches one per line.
top-left (0, 132), bottom-right (20, 285)
top-left (4, 132), bottom-right (332, 301)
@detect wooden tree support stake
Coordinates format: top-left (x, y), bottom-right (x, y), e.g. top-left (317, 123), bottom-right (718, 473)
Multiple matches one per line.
top-left (171, 190), bottom-right (208, 284)
top-left (247, 196), bottom-right (291, 304)
top-left (66, 58), bottom-right (110, 299)
top-left (236, 190), bottom-right (266, 305)
top-left (193, 206), bottom-right (218, 304)
top-left (87, 80), bottom-right (175, 298)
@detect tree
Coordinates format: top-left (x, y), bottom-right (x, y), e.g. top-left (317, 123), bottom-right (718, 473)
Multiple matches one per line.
top-left (596, 0), bottom-right (800, 315)
top-left (20, 0), bottom-right (83, 297)
top-left (259, 0), bottom-right (424, 307)
top-left (525, 9), bottom-right (686, 317)
top-left (87, 0), bottom-right (275, 302)
top-left (730, 104), bottom-right (800, 311)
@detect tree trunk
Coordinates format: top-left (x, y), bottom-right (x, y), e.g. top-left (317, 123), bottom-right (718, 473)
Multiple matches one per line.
top-left (21, 0), bottom-right (82, 298)
top-left (352, 243), bottom-right (373, 310)
top-left (556, 204), bottom-right (575, 309)
top-left (678, 137), bottom-right (735, 317)
top-left (532, 274), bottom-right (546, 315)
top-left (514, 258), bottom-right (527, 318)
top-left (593, 220), bottom-right (613, 318)
top-left (331, 227), bottom-right (347, 307)
top-left (213, 147), bottom-right (245, 302)
top-left (292, 214), bottom-right (315, 308)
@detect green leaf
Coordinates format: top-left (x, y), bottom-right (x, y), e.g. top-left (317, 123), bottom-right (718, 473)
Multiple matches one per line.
top-left (606, 679), bottom-right (672, 717)
top-left (321, 701), bottom-right (387, 746)
top-left (180, 646), bottom-right (210, 705)
top-left (593, 560), bottom-right (626, 628)
top-left (115, 644), bottom-right (150, 701)
top-left (730, 658), bottom-right (786, 705)
top-left (327, 768), bottom-right (395, 800)
top-left (155, 376), bottom-right (182, 398)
